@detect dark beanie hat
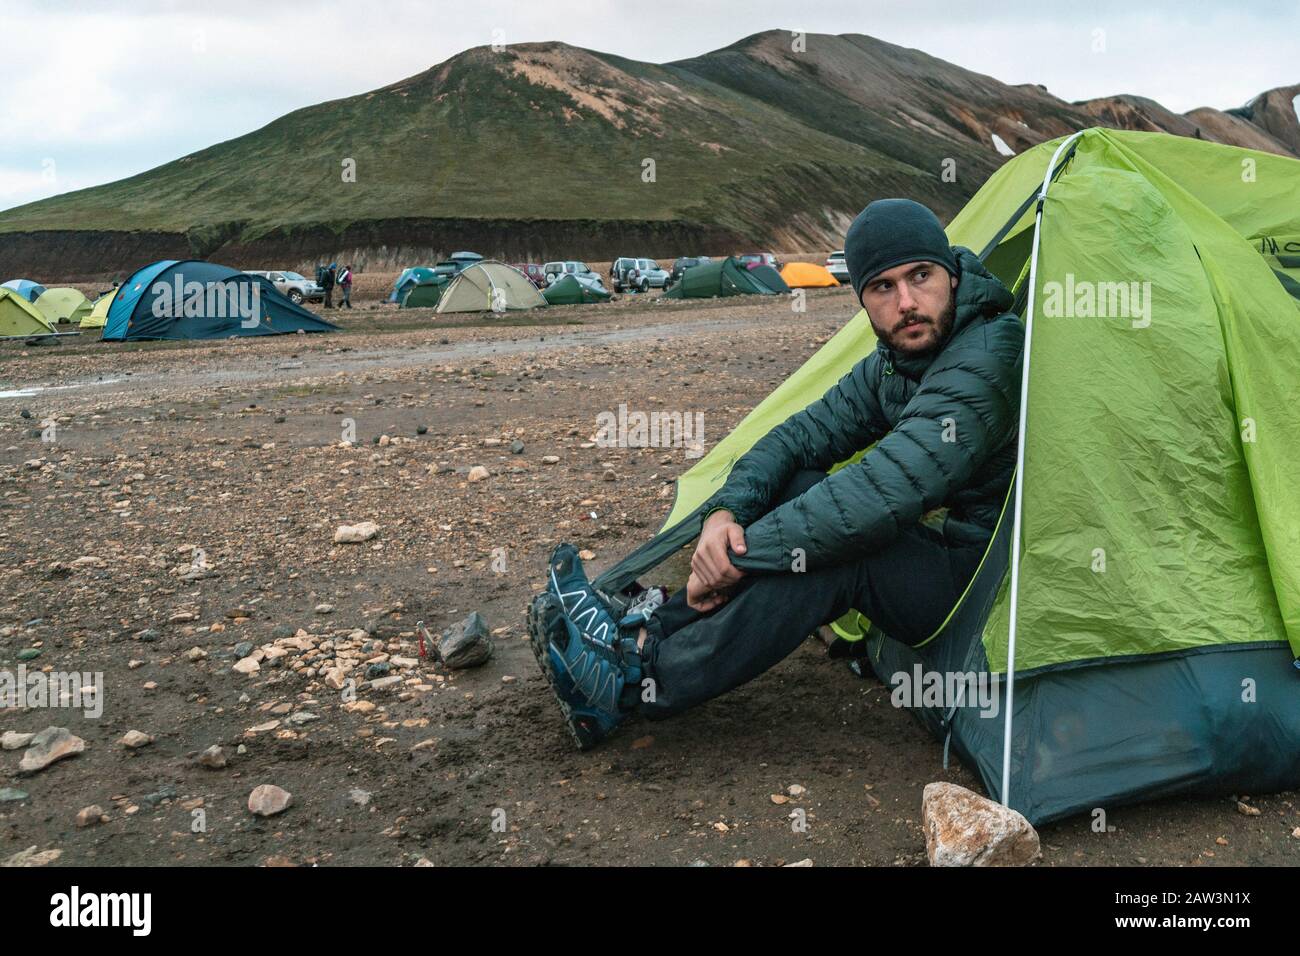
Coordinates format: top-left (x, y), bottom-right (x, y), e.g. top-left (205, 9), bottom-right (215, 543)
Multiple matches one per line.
top-left (844, 198), bottom-right (958, 300)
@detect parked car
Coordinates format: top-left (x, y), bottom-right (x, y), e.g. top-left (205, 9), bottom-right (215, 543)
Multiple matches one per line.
top-left (738, 252), bottom-right (781, 271)
top-left (510, 263), bottom-right (547, 289)
top-left (543, 261), bottom-right (604, 287)
top-left (826, 250), bottom-right (850, 284)
top-left (610, 257), bottom-right (670, 292)
top-left (665, 256), bottom-right (712, 289)
top-left (244, 270), bottom-right (323, 304)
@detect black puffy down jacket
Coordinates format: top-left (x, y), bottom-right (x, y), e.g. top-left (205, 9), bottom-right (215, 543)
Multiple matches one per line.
top-left (705, 246), bottom-right (1024, 572)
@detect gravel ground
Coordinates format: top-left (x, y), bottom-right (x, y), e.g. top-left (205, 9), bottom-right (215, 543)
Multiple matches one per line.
top-left (1, 287), bottom-right (1296, 866)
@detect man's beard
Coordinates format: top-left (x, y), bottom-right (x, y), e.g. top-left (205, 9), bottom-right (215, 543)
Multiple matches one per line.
top-left (876, 296), bottom-right (956, 356)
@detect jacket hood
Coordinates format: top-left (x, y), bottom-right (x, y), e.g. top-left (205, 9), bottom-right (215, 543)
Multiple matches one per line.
top-left (876, 245), bottom-right (1015, 379)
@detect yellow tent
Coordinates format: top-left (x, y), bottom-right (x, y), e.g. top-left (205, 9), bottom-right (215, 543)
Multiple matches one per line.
top-left (34, 287), bottom-right (93, 325)
top-left (81, 288), bottom-right (118, 329)
top-left (0, 288), bottom-right (56, 337)
top-left (780, 262), bottom-right (841, 288)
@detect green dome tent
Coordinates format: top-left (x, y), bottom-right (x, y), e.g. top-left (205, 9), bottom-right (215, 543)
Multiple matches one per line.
top-left (401, 277), bottom-right (448, 309)
top-left (34, 287), bottom-right (93, 325)
top-left (435, 261), bottom-right (547, 314)
top-left (0, 288), bottom-right (56, 337)
top-left (594, 128), bottom-right (1300, 825)
top-left (661, 256), bottom-right (784, 299)
top-left (543, 274), bottom-right (612, 305)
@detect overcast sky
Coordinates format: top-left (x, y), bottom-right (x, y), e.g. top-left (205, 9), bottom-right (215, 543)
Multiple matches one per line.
top-left (1, 0), bottom-right (1295, 212)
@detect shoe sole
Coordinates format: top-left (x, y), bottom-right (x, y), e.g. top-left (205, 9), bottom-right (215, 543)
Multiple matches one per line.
top-left (527, 595), bottom-right (601, 751)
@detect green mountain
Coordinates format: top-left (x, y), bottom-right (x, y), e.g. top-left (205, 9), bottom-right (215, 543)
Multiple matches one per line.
top-left (2, 30), bottom-right (1295, 280)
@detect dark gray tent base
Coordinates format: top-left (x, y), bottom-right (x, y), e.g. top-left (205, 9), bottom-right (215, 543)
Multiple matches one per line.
top-left (868, 548), bottom-right (1300, 826)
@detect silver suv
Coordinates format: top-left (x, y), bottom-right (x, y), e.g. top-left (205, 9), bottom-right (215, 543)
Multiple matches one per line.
top-left (611, 257), bottom-right (670, 293)
top-left (245, 270), bottom-right (323, 304)
top-left (543, 261), bottom-right (605, 288)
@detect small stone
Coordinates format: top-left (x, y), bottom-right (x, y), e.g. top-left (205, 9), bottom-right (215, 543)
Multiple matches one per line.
top-left (921, 782), bottom-right (1041, 867)
top-left (16, 648), bottom-right (40, 662)
top-left (76, 806), bottom-right (107, 828)
top-left (348, 788), bottom-right (372, 806)
top-left (578, 549), bottom-right (596, 560)
top-left (1, 731), bottom-right (33, 750)
top-left (184, 647), bottom-right (207, 661)
top-left (248, 784), bottom-right (293, 817)
top-left (0, 787), bottom-right (29, 802)
top-left (233, 641), bottom-right (254, 657)
top-left (334, 521), bottom-right (379, 544)
top-left (541, 455), bottom-right (560, 465)
top-left (1236, 800), bottom-right (1261, 816)
top-left (314, 603), bottom-right (335, 615)
top-left (232, 656), bottom-right (260, 675)
top-left (18, 726), bottom-right (86, 774)
top-left (199, 745), bottom-right (227, 769)
top-left (467, 465), bottom-right (490, 482)
top-left (369, 675), bottom-right (403, 691)
top-left (510, 439), bottom-right (525, 454)
top-left (119, 730), bottom-right (153, 749)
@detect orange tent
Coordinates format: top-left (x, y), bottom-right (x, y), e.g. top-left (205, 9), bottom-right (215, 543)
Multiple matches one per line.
top-left (779, 262), bottom-right (840, 288)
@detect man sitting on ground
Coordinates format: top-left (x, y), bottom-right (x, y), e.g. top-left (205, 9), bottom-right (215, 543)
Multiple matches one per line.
top-left (529, 199), bottom-right (1025, 748)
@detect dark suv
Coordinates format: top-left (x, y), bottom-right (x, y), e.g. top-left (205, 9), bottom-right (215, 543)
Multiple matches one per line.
top-left (666, 256), bottom-right (712, 289)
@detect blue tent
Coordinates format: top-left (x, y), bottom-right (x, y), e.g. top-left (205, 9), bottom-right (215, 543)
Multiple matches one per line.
top-left (103, 260), bottom-right (339, 341)
top-left (1, 279), bottom-right (47, 303)
top-left (389, 267), bottom-right (437, 303)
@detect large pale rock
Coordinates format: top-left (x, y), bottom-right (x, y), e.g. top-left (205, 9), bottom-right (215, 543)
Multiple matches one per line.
top-left (248, 784), bottom-right (293, 817)
top-left (18, 727), bottom-right (85, 775)
top-left (334, 521), bottom-right (379, 544)
top-left (922, 782), bottom-right (1040, 867)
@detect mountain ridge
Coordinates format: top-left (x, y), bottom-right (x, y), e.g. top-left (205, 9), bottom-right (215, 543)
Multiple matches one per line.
top-left (2, 30), bottom-right (1295, 280)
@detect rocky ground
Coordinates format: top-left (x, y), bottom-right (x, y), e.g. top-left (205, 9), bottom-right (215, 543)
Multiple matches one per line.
top-left (1, 287), bottom-right (1296, 867)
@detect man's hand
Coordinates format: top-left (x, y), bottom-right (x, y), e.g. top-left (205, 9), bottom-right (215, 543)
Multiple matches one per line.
top-left (686, 571), bottom-right (730, 613)
top-left (692, 509), bottom-right (747, 591)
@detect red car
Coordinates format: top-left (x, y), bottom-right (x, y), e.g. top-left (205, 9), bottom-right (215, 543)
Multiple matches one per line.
top-left (511, 263), bottom-right (547, 289)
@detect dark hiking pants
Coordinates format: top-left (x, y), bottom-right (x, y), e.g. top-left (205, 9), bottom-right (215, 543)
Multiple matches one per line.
top-left (637, 469), bottom-right (986, 718)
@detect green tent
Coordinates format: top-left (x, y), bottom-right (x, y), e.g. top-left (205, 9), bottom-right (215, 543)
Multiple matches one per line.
top-left (661, 256), bottom-right (783, 299)
top-left (543, 274), bottom-right (612, 305)
top-left (436, 261), bottom-right (547, 314)
top-left (81, 289), bottom-right (117, 329)
top-left (34, 287), bottom-right (92, 325)
top-left (401, 278), bottom-right (447, 309)
top-left (0, 288), bottom-right (56, 336)
top-left (745, 263), bottom-right (791, 293)
top-left (595, 128), bottom-right (1300, 825)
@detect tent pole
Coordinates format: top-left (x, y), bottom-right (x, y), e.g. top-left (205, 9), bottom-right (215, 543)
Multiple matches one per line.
top-left (1000, 131), bottom-right (1085, 808)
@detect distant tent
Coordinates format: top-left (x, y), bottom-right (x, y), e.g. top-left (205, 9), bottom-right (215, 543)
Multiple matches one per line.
top-left (781, 262), bottom-right (840, 288)
top-left (661, 257), bottom-right (782, 299)
top-left (390, 267), bottom-right (437, 303)
top-left (81, 289), bottom-right (118, 329)
top-left (401, 278), bottom-right (448, 309)
top-left (1, 279), bottom-right (47, 303)
top-left (102, 260), bottom-right (340, 341)
top-left (747, 264), bottom-right (791, 293)
top-left (34, 287), bottom-right (92, 325)
top-left (543, 274), bottom-right (612, 305)
top-left (0, 288), bottom-right (56, 337)
top-left (436, 261), bottom-right (547, 314)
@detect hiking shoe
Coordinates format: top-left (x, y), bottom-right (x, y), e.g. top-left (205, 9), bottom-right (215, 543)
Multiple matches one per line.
top-left (546, 543), bottom-right (629, 644)
top-left (528, 591), bottom-right (639, 750)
